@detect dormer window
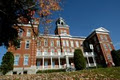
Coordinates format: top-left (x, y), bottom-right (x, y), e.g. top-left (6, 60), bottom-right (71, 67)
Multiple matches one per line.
top-left (61, 22), bottom-right (63, 25)
top-left (27, 29), bottom-right (31, 37)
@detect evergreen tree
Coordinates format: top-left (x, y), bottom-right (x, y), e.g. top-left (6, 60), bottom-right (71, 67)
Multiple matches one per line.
top-left (111, 50), bottom-right (120, 67)
top-left (0, 52), bottom-right (14, 75)
top-left (74, 49), bottom-right (86, 70)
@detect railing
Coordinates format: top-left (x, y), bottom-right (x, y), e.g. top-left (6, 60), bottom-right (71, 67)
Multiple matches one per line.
top-left (36, 52), bottom-right (74, 56)
top-left (86, 63), bottom-right (96, 67)
top-left (84, 52), bottom-right (94, 57)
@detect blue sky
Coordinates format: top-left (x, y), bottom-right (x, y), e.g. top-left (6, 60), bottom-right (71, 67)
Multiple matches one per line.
top-left (0, 0), bottom-right (120, 63)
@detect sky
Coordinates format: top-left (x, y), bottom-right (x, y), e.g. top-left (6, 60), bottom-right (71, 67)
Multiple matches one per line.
top-left (0, 0), bottom-right (120, 63)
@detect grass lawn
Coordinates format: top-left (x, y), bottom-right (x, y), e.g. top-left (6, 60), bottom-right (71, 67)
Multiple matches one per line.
top-left (0, 67), bottom-right (120, 80)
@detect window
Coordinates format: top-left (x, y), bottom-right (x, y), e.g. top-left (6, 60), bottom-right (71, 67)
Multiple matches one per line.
top-left (103, 44), bottom-right (108, 51)
top-left (37, 49), bottom-right (41, 55)
top-left (104, 35), bottom-right (108, 41)
top-left (108, 43), bottom-right (112, 51)
top-left (64, 30), bottom-right (67, 34)
top-left (94, 37), bottom-right (97, 42)
top-left (75, 41), bottom-right (79, 47)
top-left (51, 40), bottom-right (54, 47)
top-left (37, 61), bottom-right (41, 67)
top-left (25, 40), bottom-right (30, 49)
top-left (52, 61), bottom-right (55, 68)
top-left (18, 29), bottom-right (23, 37)
top-left (24, 55), bottom-right (29, 65)
top-left (64, 49), bottom-right (66, 53)
top-left (58, 49), bottom-right (61, 55)
top-left (72, 49), bottom-right (74, 53)
top-left (107, 54), bottom-right (112, 60)
top-left (44, 49), bottom-right (48, 55)
top-left (17, 41), bottom-right (21, 49)
top-left (100, 35), bottom-right (104, 41)
top-left (63, 40), bottom-right (66, 46)
top-left (67, 49), bottom-right (70, 53)
top-left (66, 40), bottom-right (69, 47)
top-left (14, 55), bottom-right (20, 65)
top-left (44, 39), bottom-right (48, 46)
top-left (61, 30), bottom-right (64, 34)
top-left (57, 40), bottom-right (60, 47)
top-left (80, 41), bottom-right (83, 46)
top-left (26, 29), bottom-right (31, 37)
top-left (96, 45), bottom-right (100, 52)
top-left (51, 49), bottom-right (54, 54)
top-left (37, 41), bottom-right (41, 47)
top-left (70, 41), bottom-right (74, 47)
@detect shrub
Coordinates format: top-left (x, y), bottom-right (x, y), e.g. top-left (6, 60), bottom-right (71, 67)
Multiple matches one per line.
top-left (0, 52), bottom-right (14, 75)
top-left (74, 49), bottom-right (86, 70)
top-left (111, 50), bottom-right (120, 67)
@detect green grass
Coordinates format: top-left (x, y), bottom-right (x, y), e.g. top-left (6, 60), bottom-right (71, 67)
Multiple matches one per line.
top-left (37, 67), bottom-right (120, 79)
top-left (0, 67), bottom-right (120, 80)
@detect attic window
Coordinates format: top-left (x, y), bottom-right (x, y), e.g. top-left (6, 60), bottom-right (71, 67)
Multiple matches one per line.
top-left (61, 22), bottom-right (63, 25)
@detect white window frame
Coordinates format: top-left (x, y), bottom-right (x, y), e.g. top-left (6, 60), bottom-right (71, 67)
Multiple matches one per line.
top-left (108, 43), bottom-right (112, 51)
top-left (63, 40), bottom-right (66, 46)
top-left (44, 39), bottom-right (48, 46)
top-left (75, 41), bottom-right (79, 47)
top-left (26, 29), bottom-right (31, 37)
top-left (104, 35), bottom-right (108, 41)
top-left (51, 40), bottom-right (54, 47)
top-left (70, 41), bottom-right (74, 47)
top-left (103, 44), bottom-right (108, 51)
top-left (24, 55), bottom-right (29, 65)
top-left (14, 55), bottom-right (20, 66)
top-left (100, 35), bottom-right (104, 41)
top-left (57, 40), bottom-right (60, 47)
top-left (51, 49), bottom-right (54, 54)
top-left (66, 40), bottom-right (69, 47)
top-left (44, 49), bottom-right (48, 55)
top-left (18, 29), bottom-right (23, 37)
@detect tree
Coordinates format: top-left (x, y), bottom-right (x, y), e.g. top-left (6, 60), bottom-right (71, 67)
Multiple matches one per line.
top-left (0, 52), bottom-right (14, 75)
top-left (74, 49), bottom-right (86, 70)
top-left (111, 50), bottom-right (120, 67)
top-left (0, 0), bottom-right (62, 48)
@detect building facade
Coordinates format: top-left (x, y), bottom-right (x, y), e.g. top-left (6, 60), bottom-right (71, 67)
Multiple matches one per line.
top-left (8, 17), bottom-right (114, 74)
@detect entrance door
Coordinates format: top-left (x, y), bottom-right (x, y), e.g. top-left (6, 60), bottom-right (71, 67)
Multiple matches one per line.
top-left (37, 61), bottom-right (41, 69)
top-left (45, 60), bottom-right (48, 68)
top-left (52, 61), bottom-right (55, 68)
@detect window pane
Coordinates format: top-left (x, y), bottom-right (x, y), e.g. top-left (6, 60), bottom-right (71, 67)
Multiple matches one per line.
top-left (103, 44), bottom-right (108, 51)
top-left (24, 55), bottom-right (29, 65)
top-left (26, 41), bottom-right (30, 49)
top-left (76, 41), bottom-right (79, 47)
top-left (27, 29), bottom-right (31, 37)
top-left (71, 41), bottom-right (74, 47)
top-left (14, 55), bottom-right (19, 65)
top-left (44, 39), bottom-right (48, 46)
top-left (18, 29), bottom-right (23, 37)
top-left (51, 40), bottom-right (54, 47)
top-left (66, 40), bottom-right (69, 47)
top-left (57, 40), bottom-right (60, 47)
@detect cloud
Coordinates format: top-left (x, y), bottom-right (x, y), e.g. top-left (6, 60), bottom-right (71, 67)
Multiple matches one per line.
top-left (114, 42), bottom-right (120, 47)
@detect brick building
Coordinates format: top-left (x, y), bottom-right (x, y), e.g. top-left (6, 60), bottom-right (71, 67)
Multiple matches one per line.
top-left (8, 17), bottom-right (114, 74)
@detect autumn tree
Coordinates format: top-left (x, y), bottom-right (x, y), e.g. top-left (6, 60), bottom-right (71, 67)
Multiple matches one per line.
top-left (0, 0), bottom-right (62, 48)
